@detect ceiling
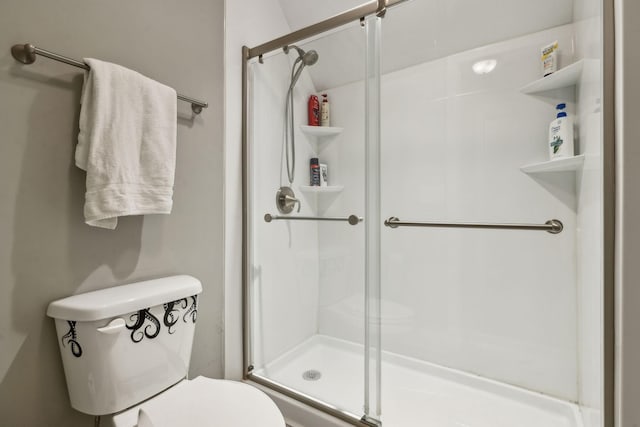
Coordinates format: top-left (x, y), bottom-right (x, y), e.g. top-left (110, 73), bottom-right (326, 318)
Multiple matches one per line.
top-left (275, 0), bottom-right (576, 90)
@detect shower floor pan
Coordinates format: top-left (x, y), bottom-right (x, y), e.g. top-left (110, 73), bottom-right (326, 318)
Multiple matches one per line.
top-left (256, 335), bottom-right (583, 427)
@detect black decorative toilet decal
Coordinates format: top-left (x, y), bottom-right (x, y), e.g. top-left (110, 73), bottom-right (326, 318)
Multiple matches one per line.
top-left (61, 294), bottom-right (201, 350)
top-left (61, 321), bottom-right (83, 358)
top-left (163, 294), bottom-right (199, 335)
top-left (163, 300), bottom-right (182, 334)
top-left (183, 295), bottom-right (198, 323)
top-left (126, 308), bottom-right (161, 343)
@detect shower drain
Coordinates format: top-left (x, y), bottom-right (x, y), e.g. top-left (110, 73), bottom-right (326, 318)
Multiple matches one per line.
top-left (302, 369), bottom-right (322, 381)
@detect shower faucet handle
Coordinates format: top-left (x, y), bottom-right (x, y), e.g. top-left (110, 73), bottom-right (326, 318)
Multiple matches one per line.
top-left (284, 195), bottom-right (301, 213)
top-left (276, 186), bottom-right (301, 214)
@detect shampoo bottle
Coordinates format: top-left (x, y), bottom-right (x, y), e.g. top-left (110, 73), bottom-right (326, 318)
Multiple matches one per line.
top-left (320, 94), bottom-right (330, 126)
top-left (548, 103), bottom-right (574, 159)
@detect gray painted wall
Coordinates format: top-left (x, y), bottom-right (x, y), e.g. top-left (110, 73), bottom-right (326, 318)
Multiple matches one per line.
top-left (0, 1), bottom-right (224, 425)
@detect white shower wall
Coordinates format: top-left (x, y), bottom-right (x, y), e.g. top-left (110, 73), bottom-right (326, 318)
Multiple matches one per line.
top-left (318, 24), bottom-right (583, 401)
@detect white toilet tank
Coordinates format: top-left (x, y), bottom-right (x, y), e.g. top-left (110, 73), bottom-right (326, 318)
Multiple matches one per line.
top-left (47, 275), bottom-right (202, 416)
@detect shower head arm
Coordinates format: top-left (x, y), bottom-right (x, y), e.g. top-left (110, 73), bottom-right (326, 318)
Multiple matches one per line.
top-left (284, 45), bottom-right (319, 66)
top-left (283, 44), bottom-right (305, 58)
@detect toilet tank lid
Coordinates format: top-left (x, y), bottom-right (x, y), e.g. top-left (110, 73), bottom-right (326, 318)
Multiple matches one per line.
top-left (47, 275), bottom-right (202, 322)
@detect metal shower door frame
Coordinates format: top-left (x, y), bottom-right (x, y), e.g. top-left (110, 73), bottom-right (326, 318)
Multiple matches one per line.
top-left (239, 0), bottom-right (616, 426)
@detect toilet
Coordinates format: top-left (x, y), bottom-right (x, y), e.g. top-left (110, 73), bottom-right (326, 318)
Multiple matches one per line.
top-left (47, 275), bottom-right (285, 427)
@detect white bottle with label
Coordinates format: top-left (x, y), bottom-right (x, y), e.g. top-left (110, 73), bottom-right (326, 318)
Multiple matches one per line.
top-left (320, 94), bottom-right (330, 127)
top-left (320, 163), bottom-right (328, 187)
top-left (548, 103), bottom-right (574, 160)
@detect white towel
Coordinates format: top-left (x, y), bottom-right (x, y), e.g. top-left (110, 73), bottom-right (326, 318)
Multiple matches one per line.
top-left (76, 58), bottom-right (177, 229)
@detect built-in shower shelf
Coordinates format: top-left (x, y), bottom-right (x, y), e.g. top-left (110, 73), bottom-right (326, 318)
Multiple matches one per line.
top-left (520, 60), bottom-right (584, 94)
top-left (520, 155), bottom-right (585, 173)
top-left (300, 125), bottom-right (343, 137)
top-left (299, 185), bottom-right (344, 193)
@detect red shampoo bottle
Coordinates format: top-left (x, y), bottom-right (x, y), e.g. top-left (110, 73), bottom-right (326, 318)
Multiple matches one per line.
top-left (308, 95), bottom-right (320, 126)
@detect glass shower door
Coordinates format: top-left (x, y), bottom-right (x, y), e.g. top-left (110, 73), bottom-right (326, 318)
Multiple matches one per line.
top-left (246, 17), bottom-right (383, 424)
top-left (375, 0), bottom-right (603, 426)
top-left (243, 0), bottom-right (606, 425)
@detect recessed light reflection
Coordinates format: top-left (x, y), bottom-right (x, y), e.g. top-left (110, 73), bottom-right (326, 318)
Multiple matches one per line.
top-left (472, 59), bottom-right (497, 75)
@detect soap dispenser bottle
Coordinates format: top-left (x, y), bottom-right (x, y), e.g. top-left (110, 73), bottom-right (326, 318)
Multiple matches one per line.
top-left (548, 103), bottom-right (574, 159)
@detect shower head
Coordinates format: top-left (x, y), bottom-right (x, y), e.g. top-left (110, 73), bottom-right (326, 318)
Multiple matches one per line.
top-left (284, 45), bottom-right (319, 91)
top-left (302, 49), bottom-right (319, 66)
top-left (284, 45), bottom-right (319, 66)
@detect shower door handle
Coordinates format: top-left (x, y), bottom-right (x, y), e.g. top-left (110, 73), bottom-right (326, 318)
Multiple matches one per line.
top-left (384, 217), bottom-right (563, 234)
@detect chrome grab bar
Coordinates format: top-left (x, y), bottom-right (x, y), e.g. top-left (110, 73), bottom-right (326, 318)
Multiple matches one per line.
top-left (264, 213), bottom-right (362, 226)
top-left (384, 217), bottom-right (563, 234)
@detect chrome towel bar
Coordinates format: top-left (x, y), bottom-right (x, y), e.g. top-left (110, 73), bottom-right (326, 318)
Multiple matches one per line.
top-left (384, 217), bottom-right (563, 234)
top-left (11, 43), bottom-right (208, 114)
top-left (264, 213), bottom-right (362, 226)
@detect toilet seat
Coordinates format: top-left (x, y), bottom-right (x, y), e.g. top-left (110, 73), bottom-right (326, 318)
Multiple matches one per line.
top-left (110, 376), bottom-right (285, 427)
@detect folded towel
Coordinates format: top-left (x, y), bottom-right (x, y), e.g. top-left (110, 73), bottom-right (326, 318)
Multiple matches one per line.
top-left (76, 58), bottom-right (177, 229)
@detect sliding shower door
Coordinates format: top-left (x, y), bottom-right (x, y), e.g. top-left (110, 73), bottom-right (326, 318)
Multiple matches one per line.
top-left (246, 1), bottom-right (607, 425)
top-left (245, 16), bottom-right (383, 424)
top-left (374, 0), bottom-right (605, 426)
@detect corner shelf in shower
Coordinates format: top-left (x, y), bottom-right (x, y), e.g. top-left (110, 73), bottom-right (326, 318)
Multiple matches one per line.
top-left (299, 185), bottom-right (344, 194)
top-left (519, 60), bottom-right (584, 94)
top-left (520, 155), bottom-right (585, 173)
top-left (300, 125), bottom-right (343, 138)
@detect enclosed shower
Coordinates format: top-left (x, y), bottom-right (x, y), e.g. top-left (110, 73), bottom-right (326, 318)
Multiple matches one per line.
top-left (242, 0), bottom-right (610, 426)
